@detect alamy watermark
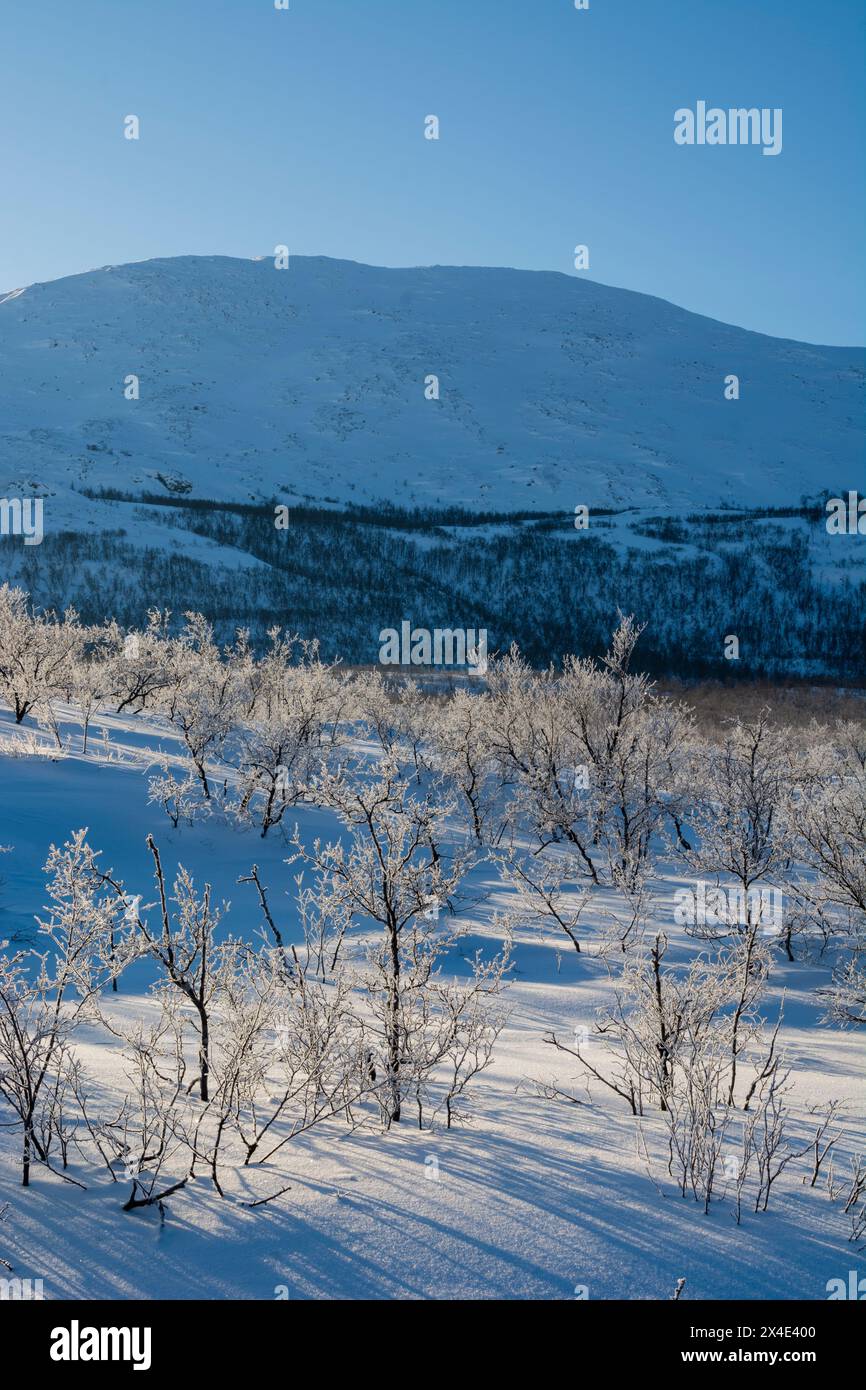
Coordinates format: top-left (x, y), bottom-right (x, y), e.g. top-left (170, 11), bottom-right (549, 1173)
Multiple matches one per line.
top-left (0, 497), bottom-right (43, 546)
top-left (378, 623), bottom-right (488, 676)
top-left (1, 1276), bottom-right (45, 1300)
top-left (826, 491), bottom-right (865, 535)
top-left (826, 1270), bottom-right (866, 1300)
top-left (674, 102), bottom-right (782, 156)
top-left (674, 882), bottom-right (783, 936)
top-left (49, 1321), bottom-right (152, 1370)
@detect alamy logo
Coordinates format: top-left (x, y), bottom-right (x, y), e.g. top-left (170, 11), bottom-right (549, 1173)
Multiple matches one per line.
top-left (0, 1276), bottom-right (44, 1300)
top-left (378, 622), bottom-right (488, 676)
top-left (0, 497), bottom-right (43, 546)
top-left (122, 893), bottom-right (142, 925)
top-left (826, 491), bottom-right (866, 534)
top-left (826, 1270), bottom-right (866, 1300)
top-left (674, 882), bottom-right (783, 935)
top-left (49, 1320), bottom-right (152, 1371)
top-left (674, 102), bottom-right (782, 156)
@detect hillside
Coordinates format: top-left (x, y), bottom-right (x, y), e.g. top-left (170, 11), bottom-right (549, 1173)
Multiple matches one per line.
top-left (1, 254), bottom-right (862, 518)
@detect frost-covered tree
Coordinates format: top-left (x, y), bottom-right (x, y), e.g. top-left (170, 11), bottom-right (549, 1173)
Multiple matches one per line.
top-left (290, 756), bottom-right (508, 1123)
top-left (430, 687), bottom-right (501, 844)
top-left (485, 618), bottom-right (691, 888)
top-left (205, 938), bottom-right (365, 1173)
top-left (70, 624), bottom-right (120, 754)
top-left (235, 645), bottom-right (345, 836)
top-left (0, 585), bottom-right (83, 726)
top-left (792, 741), bottom-right (866, 1024)
top-left (678, 711), bottom-right (792, 939)
top-left (162, 614), bottom-right (242, 800)
top-left (108, 611), bottom-right (173, 715)
top-left (499, 848), bottom-right (593, 956)
top-left (0, 832), bottom-right (128, 1184)
top-left (98, 836), bottom-right (222, 1101)
top-left (543, 932), bottom-right (774, 1115)
top-left (557, 617), bottom-right (692, 889)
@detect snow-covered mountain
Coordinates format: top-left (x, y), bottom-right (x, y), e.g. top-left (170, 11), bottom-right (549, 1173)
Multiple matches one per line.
top-left (0, 254), bottom-right (862, 518)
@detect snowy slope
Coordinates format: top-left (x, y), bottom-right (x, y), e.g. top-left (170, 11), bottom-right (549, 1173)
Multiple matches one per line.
top-left (0, 707), bottom-right (862, 1301)
top-left (0, 254), bottom-right (862, 519)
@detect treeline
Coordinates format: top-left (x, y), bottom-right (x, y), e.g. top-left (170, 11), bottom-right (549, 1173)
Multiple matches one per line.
top-left (2, 499), bottom-right (862, 681)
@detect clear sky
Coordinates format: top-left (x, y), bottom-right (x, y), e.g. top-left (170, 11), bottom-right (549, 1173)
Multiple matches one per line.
top-left (1, 0), bottom-right (863, 345)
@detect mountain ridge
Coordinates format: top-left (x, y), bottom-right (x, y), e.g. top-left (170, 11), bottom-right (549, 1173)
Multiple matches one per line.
top-left (0, 253), bottom-right (862, 519)
top-left (5, 253), bottom-right (864, 351)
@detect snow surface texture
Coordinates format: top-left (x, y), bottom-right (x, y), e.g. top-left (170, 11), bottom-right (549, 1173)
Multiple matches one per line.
top-left (0, 254), bottom-right (863, 517)
top-left (0, 707), bottom-right (862, 1302)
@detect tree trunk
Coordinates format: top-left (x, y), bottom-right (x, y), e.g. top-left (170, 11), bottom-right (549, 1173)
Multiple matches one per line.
top-left (197, 1006), bottom-right (211, 1100)
top-left (385, 921), bottom-right (401, 1122)
top-left (22, 1123), bottom-right (32, 1187)
top-left (198, 1008), bottom-right (210, 1102)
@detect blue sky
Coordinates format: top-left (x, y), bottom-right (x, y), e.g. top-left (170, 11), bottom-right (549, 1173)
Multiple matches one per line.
top-left (1, 0), bottom-right (863, 344)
